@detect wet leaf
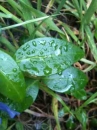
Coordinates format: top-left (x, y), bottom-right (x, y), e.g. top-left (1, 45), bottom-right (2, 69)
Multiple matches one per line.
top-left (15, 37), bottom-right (84, 76)
top-left (26, 78), bottom-right (39, 101)
top-left (70, 89), bottom-right (87, 100)
top-left (66, 116), bottom-right (76, 130)
top-left (75, 109), bottom-right (88, 129)
top-left (42, 67), bottom-right (88, 93)
top-left (0, 50), bottom-right (26, 102)
top-left (1, 79), bottom-right (39, 112)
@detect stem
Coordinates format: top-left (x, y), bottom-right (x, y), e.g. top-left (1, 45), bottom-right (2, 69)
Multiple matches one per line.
top-left (39, 85), bottom-right (74, 116)
top-left (80, 58), bottom-right (95, 64)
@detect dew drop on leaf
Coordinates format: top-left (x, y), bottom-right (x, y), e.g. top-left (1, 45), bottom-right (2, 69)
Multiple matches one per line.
top-left (26, 51), bottom-right (30, 55)
top-left (43, 66), bottom-right (52, 75)
top-left (44, 48), bottom-right (47, 51)
top-left (23, 44), bottom-right (30, 51)
top-left (55, 49), bottom-right (61, 56)
top-left (32, 50), bottom-right (35, 54)
top-left (49, 40), bottom-right (55, 47)
top-left (40, 40), bottom-right (46, 45)
top-left (32, 41), bottom-right (37, 46)
top-left (58, 67), bottom-right (63, 75)
top-left (13, 68), bottom-right (17, 72)
top-left (64, 44), bottom-right (68, 52)
top-left (40, 51), bottom-right (43, 55)
top-left (33, 61), bottom-right (37, 64)
top-left (26, 44), bottom-right (30, 48)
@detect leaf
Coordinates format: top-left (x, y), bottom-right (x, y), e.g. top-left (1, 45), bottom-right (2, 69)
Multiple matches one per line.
top-left (0, 79), bottom-right (39, 112)
top-left (42, 67), bottom-right (88, 93)
top-left (26, 78), bottom-right (39, 102)
top-left (70, 89), bottom-right (87, 100)
top-left (15, 37), bottom-right (84, 76)
top-left (66, 116), bottom-right (76, 130)
top-left (75, 109), bottom-right (88, 130)
top-left (0, 50), bottom-right (26, 102)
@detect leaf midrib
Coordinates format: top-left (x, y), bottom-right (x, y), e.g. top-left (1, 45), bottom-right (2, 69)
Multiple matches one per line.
top-left (16, 52), bottom-right (83, 63)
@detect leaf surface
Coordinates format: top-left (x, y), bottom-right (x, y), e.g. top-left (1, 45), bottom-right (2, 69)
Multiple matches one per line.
top-left (15, 37), bottom-right (84, 76)
top-left (0, 50), bottom-right (26, 102)
top-left (42, 67), bottom-right (88, 93)
top-left (4, 79), bottom-right (39, 112)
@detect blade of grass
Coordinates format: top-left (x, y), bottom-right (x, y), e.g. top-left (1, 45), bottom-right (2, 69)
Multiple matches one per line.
top-left (37, 0), bottom-right (42, 11)
top-left (58, 20), bottom-right (81, 45)
top-left (45, 0), bottom-right (55, 13)
top-left (0, 36), bottom-right (16, 52)
top-left (7, 0), bottom-right (22, 16)
top-left (54, 0), bottom-right (66, 15)
top-left (79, 92), bottom-right (97, 109)
top-left (0, 12), bottom-right (12, 18)
top-left (85, 26), bottom-right (97, 62)
top-left (82, 0), bottom-right (97, 26)
top-left (52, 98), bottom-right (61, 130)
top-left (19, 0), bottom-right (35, 34)
top-left (0, 5), bottom-right (22, 23)
top-left (20, 0), bottom-right (64, 35)
top-left (0, 15), bottom-right (50, 31)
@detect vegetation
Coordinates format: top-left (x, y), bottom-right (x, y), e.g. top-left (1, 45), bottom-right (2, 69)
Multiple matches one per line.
top-left (0, 0), bottom-right (97, 129)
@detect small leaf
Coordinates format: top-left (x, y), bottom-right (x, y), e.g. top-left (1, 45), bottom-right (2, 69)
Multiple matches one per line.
top-left (70, 89), bottom-right (87, 100)
top-left (15, 37), bottom-right (84, 76)
top-left (0, 79), bottom-right (39, 112)
top-left (0, 50), bottom-right (26, 102)
top-left (26, 78), bottom-right (39, 101)
top-left (75, 109), bottom-right (88, 129)
top-left (66, 116), bottom-right (76, 130)
top-left (42, 67), bottom-right (88, 93)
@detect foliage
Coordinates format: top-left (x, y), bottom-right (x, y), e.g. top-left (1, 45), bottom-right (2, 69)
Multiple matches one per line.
top-left (0, 0), bottom-right (97, 129)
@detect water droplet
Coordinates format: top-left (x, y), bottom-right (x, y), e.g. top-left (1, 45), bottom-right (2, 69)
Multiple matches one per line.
top-left (26, 51), bottom-right (30, 55)
top-left (43, 66), bottom-right (52, 75)
top-left (32, 50), bottom-right (35, 54)
top-left (40, 51), bottom-right (43, 55)
top-left (32, 41), bottom-right (37, 46)
top-left (13, 68), bottom-right (17, 72)
top-left (61, 75), bottom-right (64, 78)
top-left (55, 45), bottom-right (58, 50)
top-left (55, 49), bottom-right (60, 56)
top-left (18, 51), bottom-right (21, 54)
top-left (64, 43), bottom-right (68, 52)
top-left (68, 73), bottom-right (73, 79)
top-left (40, 40), bottom-right (46, 45)
top-left (57, 67), bottom-right (63, 75)
top-left (49, 40), bottom-right (55, 47)
top-left (33, 61), bottom-right (37, 64)
top-left (58, 71), bottom-right (62, 75)
top-left (26, 44), bottom-right (30, 48)
top-left (53, 85), bottom-right (59, 90)
top-left (44, 48), bottom-right (47, 51)
top-left (31, 66), bottom-right (39, 75)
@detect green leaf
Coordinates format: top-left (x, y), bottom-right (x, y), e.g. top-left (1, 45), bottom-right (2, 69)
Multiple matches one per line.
top-left (0, 50), bottom-right (26, 102)
top-left (1, 79), bottom-right (39, 112)
top-left (75, 109), bottom-right (88, 130)
top-left (70, 89), bottom-right (87, 100)
top-left (66, 116), bottom-right (76, 130)
top-left (15, 37), bottom-right (84, 76)
top-left (42, 67), bottom-right (88, 93)
top-left (26, 78), bottom-right (39, 102)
